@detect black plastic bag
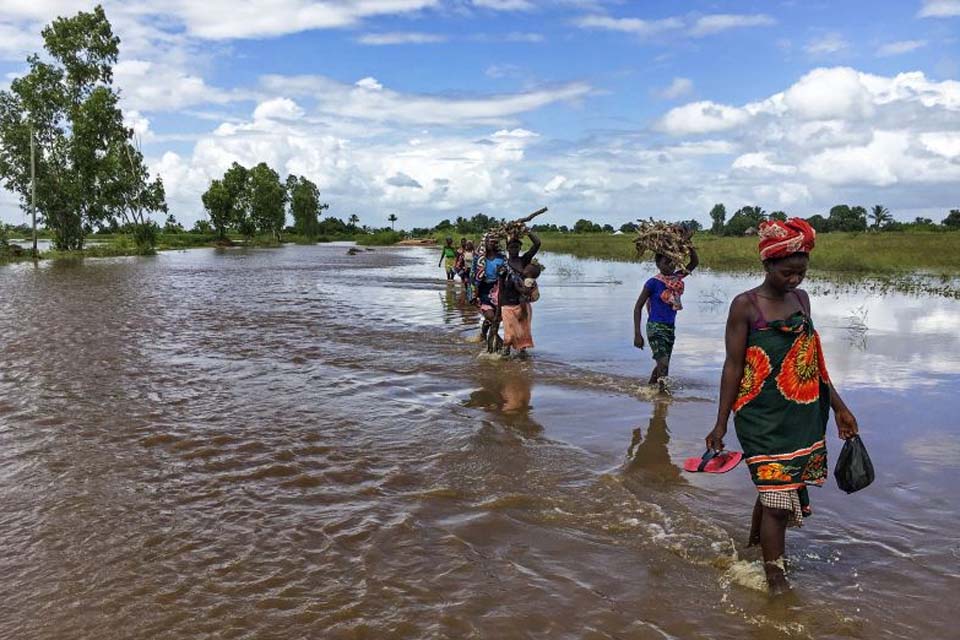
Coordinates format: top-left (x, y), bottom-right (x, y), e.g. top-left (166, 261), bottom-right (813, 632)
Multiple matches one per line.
top-left (834, 435), bottom-right (875, 494)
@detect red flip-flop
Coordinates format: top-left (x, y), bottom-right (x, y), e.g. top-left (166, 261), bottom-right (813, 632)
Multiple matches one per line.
top-left (683, 449), bottom-right (743, 473)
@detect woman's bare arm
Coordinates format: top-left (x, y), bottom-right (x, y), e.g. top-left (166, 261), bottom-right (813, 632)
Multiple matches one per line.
top-left (522, 231), bottom-right (542, 262)
top-left (634, 286), bottom-right (650, 349)
top-left (706, 295), bottom-right (751, 450)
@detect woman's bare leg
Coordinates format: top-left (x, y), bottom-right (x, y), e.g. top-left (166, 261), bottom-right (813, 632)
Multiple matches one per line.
top-left (759, 505), bottom-right (790, 594)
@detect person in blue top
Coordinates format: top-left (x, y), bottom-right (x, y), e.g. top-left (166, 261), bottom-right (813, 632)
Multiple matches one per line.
top-left (633, 241), bottom-right (699, 387)
top-left (476, 234), bottom-right (507, 352)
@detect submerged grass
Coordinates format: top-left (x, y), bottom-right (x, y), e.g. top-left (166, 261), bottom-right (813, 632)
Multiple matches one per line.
top-left (539, 231), bottom-right (960, 297)
top-left (356, 230), bottom-right (404, 246)
top-left (28, 232), bottom-right (334, 261)
top-left (0, 252), bottom-right (36, 265)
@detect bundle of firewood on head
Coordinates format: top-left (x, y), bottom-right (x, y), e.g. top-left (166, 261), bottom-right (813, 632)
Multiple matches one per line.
top-left (489, 207), bottom-right (548, 243)
top-left (633, 219), bottom-right (695, 273)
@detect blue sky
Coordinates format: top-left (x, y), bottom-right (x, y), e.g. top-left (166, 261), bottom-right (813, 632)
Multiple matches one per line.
top-left (1, 0), bottom-right (959, 229)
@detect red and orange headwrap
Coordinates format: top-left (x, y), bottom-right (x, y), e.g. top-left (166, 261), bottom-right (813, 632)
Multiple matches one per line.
top-left (758, 218), bottom-right (816, 261)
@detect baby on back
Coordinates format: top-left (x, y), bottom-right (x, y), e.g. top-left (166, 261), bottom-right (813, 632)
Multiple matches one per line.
top-left (522, 263), bottom-right (541, 302)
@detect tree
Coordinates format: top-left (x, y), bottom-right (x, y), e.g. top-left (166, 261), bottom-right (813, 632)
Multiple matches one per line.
top-left (869, 204), bottom-right (892, 230)
top-left (191, 219), bottom-right (212, 234)
top-left (573, 218), bottom-right (602, 233)
top-left (163, 214), bottom-right (183, 234)
top-left (0, 6), bottom-right (166, 251)
top-left (941, 209), bottom-right (960, 229)
top-left (827, 204), bottom-right (867, 232)
top-left (725, 206), bottom-right (766, 236)
top-left (222, 162), bottom-right (253, 236)
top-left (450, 212), bottom-right (500, 235)
top-left (680, 219), bottom-right (702, 232)
top-left (531, 223), bottom-right (559, 233)
top-left (348, 214), bottom-right (360, 231)
top-left (286, 174), bottom-right (325, 237)
top-left (851, 206), bottom-right (868, 228)
top-left (602, 223), bottom-right (615, 233)
top-left (619, 222), bottom-right (638, 233)
top-left (806, 214), bottom-right (829, 233)
top-left (201, 179), bottom-right (232, 239)
top-left (247, 163), bottom-right (286, 241)
top-left (202, 161), bottom-right (251, 240)
top-left (769, 210), bottom-right (787, 222)
top-left (100, 139), bottom-right (167, 252)
top-left (709, 203), bottom-right (726, 234)
top-left (388, 213), bottom-right (398, 229)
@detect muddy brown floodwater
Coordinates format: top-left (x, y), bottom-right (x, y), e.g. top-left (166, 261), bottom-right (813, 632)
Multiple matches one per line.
top-left (1, 244), bottom-right (957, 639)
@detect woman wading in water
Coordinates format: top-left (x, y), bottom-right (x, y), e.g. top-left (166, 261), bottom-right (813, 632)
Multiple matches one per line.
top-left (476, 234), bottom-right (507, 353)
top-left (705, 218), bottom-right (859, 593)
top-left (499, 231), bottom-right (541, 358)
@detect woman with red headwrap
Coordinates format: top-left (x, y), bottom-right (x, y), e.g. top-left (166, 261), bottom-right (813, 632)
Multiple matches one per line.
top-left (704, 217), bottom-right (860, 594)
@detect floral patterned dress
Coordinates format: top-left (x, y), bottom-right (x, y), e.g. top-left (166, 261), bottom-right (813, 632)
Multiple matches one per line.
top-left (734, 296), bottom-right (831, 524)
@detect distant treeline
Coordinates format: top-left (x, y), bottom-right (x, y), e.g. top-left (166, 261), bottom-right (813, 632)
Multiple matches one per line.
top-left (706, 204), bottom-right (960, 236)
top-left (404, 213), bottom-right (704, 237)
top-left (411, 206), bottom-right (960, 239)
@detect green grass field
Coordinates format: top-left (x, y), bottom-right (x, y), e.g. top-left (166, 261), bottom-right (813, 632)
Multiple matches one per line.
top-left (535, 231), bottom-right (960, 276)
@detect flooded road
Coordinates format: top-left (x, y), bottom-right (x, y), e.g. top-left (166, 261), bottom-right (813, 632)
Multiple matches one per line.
top-left (1, 244), bottom-right (957, 639)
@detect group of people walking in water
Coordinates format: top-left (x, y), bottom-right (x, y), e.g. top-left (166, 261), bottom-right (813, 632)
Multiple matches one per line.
top-left (440, 230), bottom-right (543, 358)
top-left (435, 216), bottom-right (860, 594)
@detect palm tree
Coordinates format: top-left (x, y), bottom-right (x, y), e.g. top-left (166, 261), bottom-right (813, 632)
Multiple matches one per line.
top-left (348, 214), bottom-right (360, 227)
top-left (387, 213), bottom-right (398, 230)
top-left (869, 204), bottom-right (892, 230)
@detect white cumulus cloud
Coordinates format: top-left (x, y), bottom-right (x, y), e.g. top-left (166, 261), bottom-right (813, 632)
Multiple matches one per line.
top-left (650, 66), bottom-right (960, 218)
top-left (782, 67), bottom-right (875, 120)
top-left (657, 101), bottom-right (751, 134)
top-left (253, 97), bottom-right (305, 121)
top-left (114, 59), bottom-right (240, 111)
top-left (800, 131), bottom-right (909, 186)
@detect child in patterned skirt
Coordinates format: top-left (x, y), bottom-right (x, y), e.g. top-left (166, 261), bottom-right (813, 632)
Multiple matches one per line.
top-left (633, 243), bottom-right (698, 388)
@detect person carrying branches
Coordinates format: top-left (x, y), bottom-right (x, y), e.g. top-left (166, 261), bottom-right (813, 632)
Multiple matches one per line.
top-left (633, 221), bottom-right (699, 389)
top-left (499, 229), bottom-right (542, 358)
top-left (475, 207), bottom-right (547, 355)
